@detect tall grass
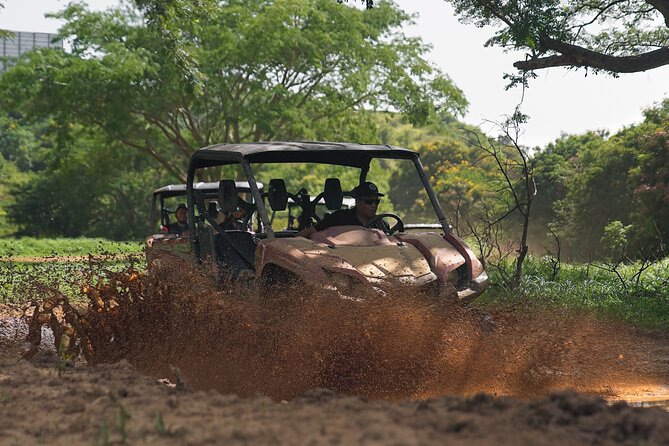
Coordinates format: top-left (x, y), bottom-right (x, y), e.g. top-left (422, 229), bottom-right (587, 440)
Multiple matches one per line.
top-left (0, 238), bottom-right (145, 305)
top-left (478, 256), bottom-right (669, 329)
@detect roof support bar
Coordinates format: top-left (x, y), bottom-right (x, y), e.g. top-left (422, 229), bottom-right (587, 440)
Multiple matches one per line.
top-left (412, 156), bottom-right (474, 281)
top-left (242, 159), bottom-right (274, 240)
top-left (186, 165), bottom-right (201, 261)
top-left (358, 157), bottom-right (371, 184)
top-left (412, 157), bottom-right (451, 235)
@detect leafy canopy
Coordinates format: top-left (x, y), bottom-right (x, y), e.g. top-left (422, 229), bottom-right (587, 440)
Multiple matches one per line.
top-left (0, 0), bottom-right (466, 181)
top-left (530, 99), bottom-right (669, 259)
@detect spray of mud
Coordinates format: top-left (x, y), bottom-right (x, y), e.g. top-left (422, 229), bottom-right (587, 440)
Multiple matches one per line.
top-left (18, 253), bottom-right (669, 401)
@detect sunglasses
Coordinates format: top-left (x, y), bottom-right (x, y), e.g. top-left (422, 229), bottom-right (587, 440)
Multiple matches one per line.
top-left (361, 198), bottom-right (381, 205)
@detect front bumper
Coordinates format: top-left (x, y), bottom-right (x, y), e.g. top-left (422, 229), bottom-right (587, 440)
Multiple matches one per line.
top-left (322, 270), bottom-right (439, 300)
top-left (456, 271), bottom-right (490, 302)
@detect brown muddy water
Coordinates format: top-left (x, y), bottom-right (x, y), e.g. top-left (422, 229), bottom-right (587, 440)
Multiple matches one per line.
top-left (6, 255), bottom-right (669, 405)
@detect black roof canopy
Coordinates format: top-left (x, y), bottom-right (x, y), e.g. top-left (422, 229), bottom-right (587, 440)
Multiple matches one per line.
top-left (189, 141), bottom-right (419, 169)
top-left (153, 181), bottom-right (263, 198)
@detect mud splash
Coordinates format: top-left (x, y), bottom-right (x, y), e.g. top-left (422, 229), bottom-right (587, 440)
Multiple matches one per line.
top-left (17, 255), bottom-right (669, 402)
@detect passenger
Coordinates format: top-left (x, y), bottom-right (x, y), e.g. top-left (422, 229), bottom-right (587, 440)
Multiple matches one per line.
top-left (168, 203), bottom-right (190, 236)
top-left (297, 182), bottom-right (387, 238)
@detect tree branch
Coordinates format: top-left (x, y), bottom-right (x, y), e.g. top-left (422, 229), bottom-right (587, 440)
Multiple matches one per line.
top-left (141, 113), bottom-right (193, 158)
top-left (571, 0), bottom-right (629, 39)
top-left (121, 138), bottom-right (186, 181)
top-left (178, 107), bottom-right (205, 147)
top-left (646, 0), bottom-right (669, 27)
top-left (515, 37), bottom-right (669, 72)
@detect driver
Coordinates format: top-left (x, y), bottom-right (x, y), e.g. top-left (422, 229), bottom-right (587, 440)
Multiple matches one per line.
top-left (168, 203), bottom-right (190, 236)
top-left (297, 182), bottom-right (387, 238)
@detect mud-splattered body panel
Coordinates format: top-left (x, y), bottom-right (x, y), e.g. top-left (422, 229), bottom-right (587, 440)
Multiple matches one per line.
top-left (256, 226), bottom-right (485, 296)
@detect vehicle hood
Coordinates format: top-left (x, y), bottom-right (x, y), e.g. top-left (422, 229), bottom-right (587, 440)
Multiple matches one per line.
top-left (257, 226), bottom-right (437, 286)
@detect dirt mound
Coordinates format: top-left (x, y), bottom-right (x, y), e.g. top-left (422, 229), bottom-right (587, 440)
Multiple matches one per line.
top-left (1, 355), bottom-right (668, 446)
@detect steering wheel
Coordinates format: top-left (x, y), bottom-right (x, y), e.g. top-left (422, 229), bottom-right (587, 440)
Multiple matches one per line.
top-left (364, 213), bottom-right (404, 235)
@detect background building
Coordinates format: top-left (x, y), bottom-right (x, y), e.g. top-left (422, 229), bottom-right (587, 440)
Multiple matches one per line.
top-left (1, 31), bottom-right (63, 71)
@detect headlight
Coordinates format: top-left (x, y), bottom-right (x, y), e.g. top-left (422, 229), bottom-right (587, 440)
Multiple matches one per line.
top-left (472, 271), bottom-right (489, 289)
top-left (325, 271), bottom-right (357, 293)
top-left (331, 272), bottom-right (352, 292)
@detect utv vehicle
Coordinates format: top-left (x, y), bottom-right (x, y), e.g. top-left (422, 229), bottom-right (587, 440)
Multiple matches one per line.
top-left (148, 181), bottom-right (264, 233)
top-left (146, 181), bottom-right (262, 260)
top-left (164, 141), bottom-right (488, 303)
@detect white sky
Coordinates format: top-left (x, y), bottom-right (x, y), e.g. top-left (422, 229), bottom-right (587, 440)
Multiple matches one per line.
top-left (1, 0), bottom-right (667, 148)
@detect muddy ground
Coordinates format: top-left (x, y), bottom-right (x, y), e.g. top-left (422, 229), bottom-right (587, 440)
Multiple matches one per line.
top-left (2, 259), bottom-right (669, 445)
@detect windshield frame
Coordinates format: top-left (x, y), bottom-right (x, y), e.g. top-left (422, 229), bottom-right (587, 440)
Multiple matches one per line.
top-left (186, 152), bottom-right (451, 257)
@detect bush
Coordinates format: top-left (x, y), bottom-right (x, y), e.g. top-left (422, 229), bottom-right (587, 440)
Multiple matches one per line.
top-left (478, 256), bottom-right (669, 329)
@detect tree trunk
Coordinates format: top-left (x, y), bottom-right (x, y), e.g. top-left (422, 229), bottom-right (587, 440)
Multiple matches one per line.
top-left (513, 204), bottom-right (531, 289)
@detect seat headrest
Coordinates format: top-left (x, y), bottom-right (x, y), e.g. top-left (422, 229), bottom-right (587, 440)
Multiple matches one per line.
top-left (324, 178), bottom-right (343, 210)
top-left (218, 180), bottom-right (239, 213)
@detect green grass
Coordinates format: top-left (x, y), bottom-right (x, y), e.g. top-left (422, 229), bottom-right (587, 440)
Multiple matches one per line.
top-left (478, 256), bottom-right (669, 330)
top-left (0, 237), bottom-right (144, 258)
top-left (0, 237), bottom-right (145, 305)
top-left (0, 257), bottom-right (146, 305)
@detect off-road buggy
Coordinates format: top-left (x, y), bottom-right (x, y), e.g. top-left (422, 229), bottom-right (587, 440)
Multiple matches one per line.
top-left (148, 181), bottom-right (264, 233)
top-left (150, 141), bottom-right (488, 302)
top-left (146, 181), bottom-right (263, 260)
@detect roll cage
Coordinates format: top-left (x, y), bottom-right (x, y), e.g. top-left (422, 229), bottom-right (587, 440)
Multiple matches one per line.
top-left (185, 141), bottom-right (474, 281)
top-left (149, 181), bottom-right (263, 234)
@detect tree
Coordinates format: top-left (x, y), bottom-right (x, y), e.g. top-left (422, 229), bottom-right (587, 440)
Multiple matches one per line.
top-left (1, 0), bottom-right (466, 182)
top-left (529, 100), bottom-right (668, 260)
top-left (338, 0), bottom-right (375, 8)
top-left (6, 123), bottom-right (164, 239)
top-left (132, 0), bottom-right (217, 85)
top-left (467, 113), bottom-right (537, 289)
top-left (626, 99), bottom-right (669, 251)
top-left (446, 0), bottom-right (669, 76)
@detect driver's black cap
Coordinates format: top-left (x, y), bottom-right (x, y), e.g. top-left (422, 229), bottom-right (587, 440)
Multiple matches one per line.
top-left (352, 182), bottom-right (384, 198)
top-left (175, 203), bottom-right (187, 211)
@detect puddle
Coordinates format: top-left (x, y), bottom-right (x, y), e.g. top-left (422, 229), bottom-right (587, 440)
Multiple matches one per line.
top-left (616, 385), bottom-right (669, 411)
top-left (630, 400), bottom-right (669, 410)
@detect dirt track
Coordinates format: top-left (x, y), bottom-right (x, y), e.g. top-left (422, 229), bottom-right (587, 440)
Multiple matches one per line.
top-left (2, 258), bottom-right (669, 445)
top-left (2, 351), bottom-right (669, 446)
